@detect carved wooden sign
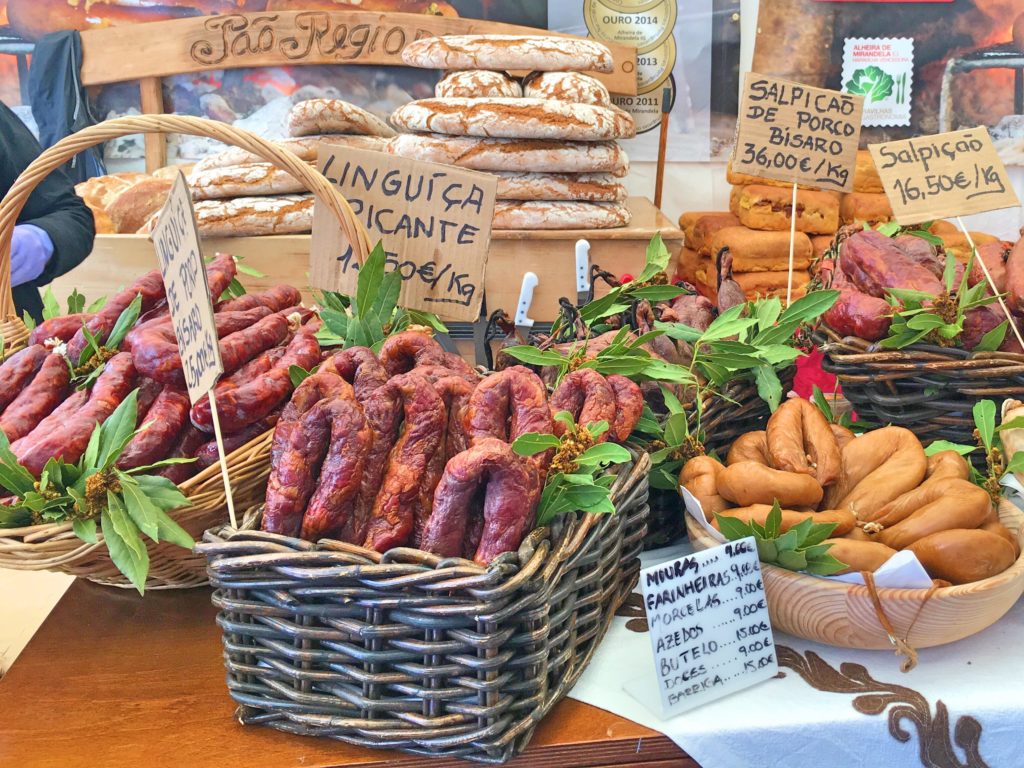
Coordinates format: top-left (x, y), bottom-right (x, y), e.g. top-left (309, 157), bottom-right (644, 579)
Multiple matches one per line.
top-left (79, 11), bottom-right (638, 94)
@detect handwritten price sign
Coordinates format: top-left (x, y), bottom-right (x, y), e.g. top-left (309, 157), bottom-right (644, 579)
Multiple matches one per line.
top-left (311, 146), bottom-right (497, 322)
top-left (869, 128), bottom-right (1020, 225)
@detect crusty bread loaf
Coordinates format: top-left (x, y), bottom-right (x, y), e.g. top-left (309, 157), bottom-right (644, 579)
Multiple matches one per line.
top-left (151, 164), bottom-right (194, 181)
top-left (709, 226), bottom-right (814, 272)
top-left (854, 149), bottom-right (884, 194)
top-left (188, 162), bottom-right (308, 201)
top-left (493, 172), bottom-right (625, 202)
top-left (403, 34), bottom-right (614, 73)
top-left (436, 70), bottom-right (522, 98)
top-left (729, 185), bottom-right (744, 216)
top-left (190, 195), bottom-right (315, 237)
top-left (390, 97), bottom-right (636, 141)
top-left (840, 192), bottom-right (893, 225)
top-left (107, 177), bottom-right (173, 235)
top-left (193, 135), bottom-right (389, 174)
top-left (737, 185), bottom-right (840, 235)
top-left (523, 71), bottom-right (611, 106)
top-left (387, 133), bottom-right (628, 175)
top-left (810, 234), bottom-right (834, 260)
top-left (493, 200), bottom-right (630, 230)
top-left (689, 213), bottom-right (742, 255)
top-left (75, 172), bottom-right (147, 235)
top-left (679, 211), bottom-right (721, 243)
top-left (695, 263), bottom-right (810, 302)
top-left (288, 99), bottom-right (396, 138)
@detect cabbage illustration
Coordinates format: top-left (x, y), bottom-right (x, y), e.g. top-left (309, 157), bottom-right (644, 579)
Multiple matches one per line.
top-left (845, 66), bottom-right (895, 103)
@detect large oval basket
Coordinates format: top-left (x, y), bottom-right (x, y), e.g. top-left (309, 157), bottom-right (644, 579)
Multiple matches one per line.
top-left (0, 114), bottom-right (369, 588)
top-left (686, 500), bottom-right (1024, 649)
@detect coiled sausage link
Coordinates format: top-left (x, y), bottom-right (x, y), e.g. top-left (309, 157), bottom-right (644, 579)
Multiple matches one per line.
top-left (116, 386), bottom-right (191, 470)
top-left (67, 270), bottom-right (165, 361)
top-left (549, 368), bottom-right (615, 439)
top-left (0, 344), bottom-right (47, 414)
top-left (377, 331), bottom-right (448, 376)
top-left (323, 346), bottom-right (389, 399)
top-left (765, 397), bottom-right (842, 485)
top-left (0, 353), bottom-right (71, 442)
top-left (607, 374), bottom-right (642, 443)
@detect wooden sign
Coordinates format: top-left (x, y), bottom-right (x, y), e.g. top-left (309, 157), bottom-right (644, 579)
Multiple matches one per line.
top-left (150, 172), bottom-right (222, 404)
top-left (637, 537), bottom-right (778, 717)
top-left (733, 73), bottom-right (864, 193)
top-left (869, 128), bottom-right (1021, 225)
top-left (311, 146), bottom-right (496, 322)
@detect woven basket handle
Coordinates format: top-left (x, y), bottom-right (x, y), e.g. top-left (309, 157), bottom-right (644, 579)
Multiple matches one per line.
top-left (0, 114), bottom-right (373, 320)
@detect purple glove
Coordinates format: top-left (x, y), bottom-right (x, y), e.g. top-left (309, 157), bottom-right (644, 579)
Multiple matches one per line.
top-left (11, 224), bottom-right (54, 288)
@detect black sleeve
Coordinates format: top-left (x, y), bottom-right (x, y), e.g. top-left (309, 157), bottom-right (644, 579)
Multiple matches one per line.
top-left (0, 100), bottom-right (95, 286)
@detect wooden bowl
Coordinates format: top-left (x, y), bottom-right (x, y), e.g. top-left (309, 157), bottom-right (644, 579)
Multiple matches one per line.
top-left (685, 500), bottom-right (1024, 649)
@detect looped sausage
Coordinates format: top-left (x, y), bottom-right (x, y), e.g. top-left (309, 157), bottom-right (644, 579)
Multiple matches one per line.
top-left (825, 427), bottom-right (928, 520)
top-left (28, 314), bottom-right (92, 347)
top-left (765, 398), bottom-right (842, 485)
top-left (323, 346), bottom-right (389, 399)
top-left (717, 460), bottom-right (824, 508)
top-left (0, 344), bottom-right (47, 413)
top-left (0, 353), bottom-right (71, 442)
top-left (713, 504), bottom-right (855, 537)
top-left (364, 373), bottom-right (446, 552)
top-left (466, 365), bottom-right (554, 446)
top-left (216, 284), bottom-right (301, 314)
top-left (907, 529), bottom-right (1017, 584)
top-left (116, 386), bottom-right (191, 470)
top-left (727, 431), bottom-right (770, 466)
top-left (869, 450), bottom-right (971, 528)
top-left (420, 438), bottom-right (541, 564)
top-left (377, 331), bottom-right (448, 376)
top-left (194, 410), bottom-right (282, 469)
top-left (607, 375), bottom-right (642, 443)
top-left (680, 455), bottom-right (729, 518)
top-left (408, 364), bottom-right (479, 384)
top-left (877, 479), bottom-right (992, 550)
top-left (830, 423), bottom-right (856, 451)
top-left (549, 368), bottom-right (615, 438)
top-left (67, 270), bottom-right (165, 361)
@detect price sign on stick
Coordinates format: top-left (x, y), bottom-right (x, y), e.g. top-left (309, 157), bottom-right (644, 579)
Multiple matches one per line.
top-left (150, 172), bottom-right (236, 527)
top-left (634, 538), bottom-right (778, 717)
top-left (311, 147), bottom-right (497, 322)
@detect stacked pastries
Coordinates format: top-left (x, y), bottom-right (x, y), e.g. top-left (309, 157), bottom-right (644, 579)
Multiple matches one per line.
top-left (388, 34), bottom-right (636, 230)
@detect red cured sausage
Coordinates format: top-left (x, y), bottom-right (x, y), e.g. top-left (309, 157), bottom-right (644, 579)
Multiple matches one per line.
top-left (420, 438), bottom-right (540, 564)
top-left (0, 353), bottom-right (71, 442)
top-left (969, 241), bottom-right (1011, 294)
top-left (408, 364), bottom-right (479, 384)
top-left (377, 331), bottom-right (448, 376)
top-left (0, 344), bottom-right (47, 414)
top-left (841, 230), bottom-right (943, 298)
top-left (299, 394), bottom-right (372, 540)
top-left (323, 346), bottom-right (388, 399)
top-left (10, 389), bottom-right (88, 457)
top-left (134, 378), bottom-right (164, 426)
top-left (67, 270), bottom-right (165, 361)
top-left (607, 374), bottom-right (642, 443)
top-left (823, 263), bottom-right (893, 341)
top-left (193, 410), bottom-right (281, 470)
top-left (190, 346), bottom-right (285, 417)
top-left (191, 327), bottom-right (320, 434)
top-left (364, 373), bottom-right (446, 552)
top-left (442, 352), bottom-right (476, 377)
top-left (261, 371), bottom-right (350, 537)
top-left (15, 353), bottom-right (136, 475)
top-left (116, 386), bottom-right (191, 470)
top-left (204, 253), bottom-right (237, 302)
top-left (549, 369), bottom-right (616, 440)
top-left (156, 425), bottom-right (208, 485)
top-left (893, 234), bottom-right (943, 278)
top-left (466, 365), bottom-right (553, 445)
top-left (216, 284), bottom-right (302, 314)
top-left (28, 314), bottom-right (92, 347)
top-left (1004, 230), bottom-right (1024, 313)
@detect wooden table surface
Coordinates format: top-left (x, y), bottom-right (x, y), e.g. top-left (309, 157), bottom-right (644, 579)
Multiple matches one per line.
top-left (1, 581), bottom-right (695, 768)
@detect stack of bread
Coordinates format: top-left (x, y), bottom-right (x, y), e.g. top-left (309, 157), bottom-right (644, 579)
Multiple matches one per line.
top-left (678, 149), bottom-right (889, 302)
top-left (75, 165), bottom-right (192, 235)
top-left (387, 34), bottom-right (636, 230)
top-left (182, 99), bottom-right (394, 237)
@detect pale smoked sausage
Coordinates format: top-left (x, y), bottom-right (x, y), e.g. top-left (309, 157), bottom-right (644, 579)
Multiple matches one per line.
top-left (680, 456), bottom-right (729, 518)
top-left (877, 480), bottom-right (992, 550)
top-left (727, 431), bottom-right (770, 466)
top-left (713, 505), bottom-right (855, 537)
top-left (830, 423), bottom-right (855, 451)
top-left (717, 461), bottom-right (824, 508)
top-left (765, 398), bottom-right (842, 485)
top-left (823, 538), bottom-right (897, 574)
top-left (869, 451), bottom-right (972, 528)
top-left (907, 529), bottom-right (1017, 584)
top-left (825, 427), bottom-right (927, 519)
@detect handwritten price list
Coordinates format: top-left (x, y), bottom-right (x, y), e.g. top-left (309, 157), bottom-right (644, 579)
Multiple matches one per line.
top-left (734, 73), bottom-right (863, 192)
top-left (639, 537), bottom-right (778, 716)
top-left (869, 128), bottom-right (1020, 225)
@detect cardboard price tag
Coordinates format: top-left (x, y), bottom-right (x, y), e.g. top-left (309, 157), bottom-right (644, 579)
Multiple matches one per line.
top-left (869, 128), bottom-right (1020, 225)
top-left (734, 73), bottom-right (864, 192)
top-left (311, 147), bottom-right (497, 322)
top-left (151, 172), bottom-right (223, 404)
top-left (636, 537), bottom-right (778, 717)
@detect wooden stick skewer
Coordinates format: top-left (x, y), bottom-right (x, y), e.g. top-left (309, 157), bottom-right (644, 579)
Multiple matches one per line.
top-left (786, 182), bottom-right (798, 306)
top-left (207, 389), bottom-right (237, 530)
top-left (956, 216), bottom-right (1024, 350)
top-left (653, 86), bottom-right (671, 210)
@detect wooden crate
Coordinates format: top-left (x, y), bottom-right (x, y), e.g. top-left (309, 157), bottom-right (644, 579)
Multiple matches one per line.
top-left (53, 197), bottom-right (681, 322)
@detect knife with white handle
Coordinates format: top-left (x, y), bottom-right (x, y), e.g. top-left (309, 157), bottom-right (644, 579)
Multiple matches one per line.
top-left (576, 239), bottom-right (591, 306)
top-left (514, 271), bottom-right (539, 339)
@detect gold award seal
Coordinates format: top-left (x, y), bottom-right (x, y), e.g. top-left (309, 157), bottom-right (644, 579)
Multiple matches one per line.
top-left (635, 33), bottom-right (675, 93)
top-left (612, 75), bottom-right (676, 134)
top-left (584, 0), bottom-right (677, 54)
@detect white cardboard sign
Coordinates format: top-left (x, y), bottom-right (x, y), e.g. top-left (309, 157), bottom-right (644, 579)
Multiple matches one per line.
top-left (637, 536), bottom-right (778, 717)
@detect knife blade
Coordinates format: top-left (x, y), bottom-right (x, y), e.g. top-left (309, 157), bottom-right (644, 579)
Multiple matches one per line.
top-left (514, 271), bottom-right (539, 340)
top-left (576, 239), bottom-right (591, 307)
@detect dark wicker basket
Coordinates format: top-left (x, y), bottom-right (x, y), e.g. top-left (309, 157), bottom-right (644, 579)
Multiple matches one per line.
top-left (698, 368), bottom-right (797, 457)
top-left (817, 327), bottom-right (1024, 458)
top-left (195, 452), bottom-right (650, 764)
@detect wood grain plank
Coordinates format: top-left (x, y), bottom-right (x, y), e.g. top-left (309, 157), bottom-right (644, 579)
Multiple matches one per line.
top-left (138, 77), bottom-right (168, 173)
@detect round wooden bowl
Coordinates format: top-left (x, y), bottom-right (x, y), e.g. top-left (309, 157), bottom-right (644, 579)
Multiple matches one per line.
top-left (685, 500), bottom-right (1024, 649)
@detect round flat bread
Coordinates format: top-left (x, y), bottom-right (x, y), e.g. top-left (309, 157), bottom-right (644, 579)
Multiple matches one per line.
top-left (192, 136), bottom-right (389, 174)
top-left (390, 98), bottom-right (635, 141)
top-left (287, 99), bottom-right (396, 138)
top-left (493, 172), bottom-right (625, 202)
top-left (191, 195), bottom-right (314, 237)
top-left (493, 200), bottom-right (631, 230)
top-left (188, 163), bottom-right (309, 201)
top-left (387, 134), bottom-right (629, 176)
top-left (436, 70), bottom-right (522, 98)
top-left (523, 72), bottom-right (611, 106)
top-left (403, 34), bottom-right (614, 73)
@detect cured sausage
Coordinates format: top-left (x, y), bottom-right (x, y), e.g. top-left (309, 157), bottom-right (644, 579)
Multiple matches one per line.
top-left (0, 344), bottom-right (47, 414)
top-left (713, 505), bottom-right (855, 537)
top-left (680, 455), bottom-right (729, 517)
top-left (67, 270), bottom-right (165, 361)
top-left (830, 423), bottom-right (856, 451)
top-left (188, 346), bottom-right (285, 421)
top-left (193, 411), bottom-right (281, 469)
top-left (823, 538), bottom-right (897, 574)
top-left (841, 229), bottom-right (944, 297)
top-left (869, 450), bottom-right (971, 528)
top-left (420, 438), bottom-right (541, 564)
top-left (825, 427), bottom-right (927, 520)
top-left (261, 371), bottom-right (350, 537)
top-left (299, 394), bottom-right (373, 541)
top-left (10, 389), bottom-right (87, 457)
top-left (155, 425), bottom-right (207, 485)
top-left (204, 252), bottom-right (238, 302)
top-left (727, 431), bottom-right (770, 466)
top-left (15, 353), bottom-right (136, 475)
top-left (607, 374), bottom-right (642, 443)
top-left (407, 364), bottom-right (479, 384)
top-left (0, 353), bottom-right (71, 442)
top-left (364, 373), bottom-right (446, 552)
top-left (765, 397), bottom-right (842, 485)
top-left (322, 346), bottom-right (389, 399)
top-left (1005, 228), bottom-right (1024, 313)
top-left (717, 461), bottom-right (824, 508)
top-left (877, 479), bottom-right (992, 550)
top-left (433, 376), bottom-right (474, 460)
top-left (467, 366), bottom-right (554, 446)
top-left (116, 386), bottom-right (191, 470)
top-left (548, 368), bottom-right (615, 438)
top-left (124, 305), bottom-right (271, 352)
top-left (216, 284), bottom-right (302, 314)
top-left (28, 314), bottom-right (91, 346)
top-left (907, 528), bottom-right (1016, 584)
top-left (378, 331), bottom-right (448, 376)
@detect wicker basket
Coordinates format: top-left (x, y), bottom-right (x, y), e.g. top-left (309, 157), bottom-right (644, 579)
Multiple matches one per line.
top-left (0, 114), bottom-right (370, 588)
top-left (698, 368), bottom-right (796, 456)
top-left (817, 326), bottom-right (1024, 452)
top-left (195, 452), bottom-right (650, 764)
